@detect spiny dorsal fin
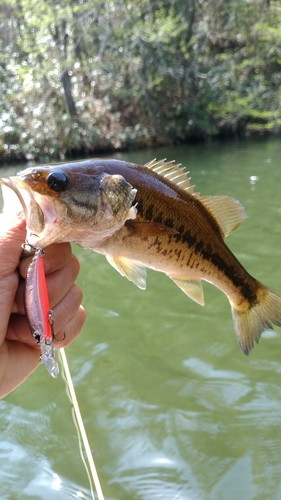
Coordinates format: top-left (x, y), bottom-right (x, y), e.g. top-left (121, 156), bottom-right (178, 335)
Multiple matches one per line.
top-left (106, 255), bottom-right (146, 289)
top-left (169, 276), bottom-right (205, 306)
top-left (145, 158), bottom-right (194, 193)
top-left (198, 195), bottom-right (247, 237)
top-left (145, 159), bottom-right (246, 237)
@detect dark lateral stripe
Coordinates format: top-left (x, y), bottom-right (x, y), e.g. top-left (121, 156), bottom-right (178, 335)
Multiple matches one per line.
top-left (177, 227), bottom-right (254, 300)
top-left (136, 198), bottom-right (144, 216)
top-left (137, 198), bottom-right (255, 302)
top-left (144, 203), bottom-right (153, 220)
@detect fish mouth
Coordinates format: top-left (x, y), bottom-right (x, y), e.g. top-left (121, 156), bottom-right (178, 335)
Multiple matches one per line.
top-left (0, 175), bottom-right (45, 237)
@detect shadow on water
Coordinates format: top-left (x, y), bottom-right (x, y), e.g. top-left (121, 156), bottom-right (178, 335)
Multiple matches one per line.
top-left (1, 138), bottom-right (281, 499)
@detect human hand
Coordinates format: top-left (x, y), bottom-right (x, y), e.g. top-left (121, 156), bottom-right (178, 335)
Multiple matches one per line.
top-left (0, 213), bottom-right (86, 398)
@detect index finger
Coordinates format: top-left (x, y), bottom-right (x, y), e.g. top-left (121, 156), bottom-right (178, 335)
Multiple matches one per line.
top-left (19, 242), bottom-right (74, 278)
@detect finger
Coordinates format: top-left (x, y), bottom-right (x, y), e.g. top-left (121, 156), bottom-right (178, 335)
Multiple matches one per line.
top-left (0, 302), bottom-right (86, 398)
top-left (53, 304), bottom-right (86, 349)
top-left (0, 215), bottom-right (25, 280)
top-left (19, 242), bottom-right (74, 278)
top-left (13, 253), bottom-right (81, 314)
top-left (7, 284), bottom-right (85, 347)
top-left (52, 284), bottom-right (85, 346)
top-left (0, 341), bottom-right (40, 398)
top-left (0, 215), bottom-right (26, 345)
top-left (0, 272), bottom-right (20, 346)
top-left (6, 314), bottom-right (41, 346)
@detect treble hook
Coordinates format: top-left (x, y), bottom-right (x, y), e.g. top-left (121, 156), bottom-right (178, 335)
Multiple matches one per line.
top-left (48, 309), bottom-right (66, 342)
top-left (21, 240), bottom-right (45, 258)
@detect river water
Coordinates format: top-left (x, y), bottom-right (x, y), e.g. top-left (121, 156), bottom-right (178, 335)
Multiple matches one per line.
top-left (1, 138), bottom-right (281, 499)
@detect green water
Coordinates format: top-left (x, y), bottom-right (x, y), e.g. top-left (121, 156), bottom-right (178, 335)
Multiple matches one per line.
top-left (1, 138), bottom-right (281, 499)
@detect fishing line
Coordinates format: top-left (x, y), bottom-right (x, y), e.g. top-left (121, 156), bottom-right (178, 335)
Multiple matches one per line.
top-left (59, 347), bottom-right (105, 500)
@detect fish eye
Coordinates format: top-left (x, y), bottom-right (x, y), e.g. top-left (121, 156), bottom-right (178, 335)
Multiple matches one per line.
top-left (46, 171), bottom-right (69, 192)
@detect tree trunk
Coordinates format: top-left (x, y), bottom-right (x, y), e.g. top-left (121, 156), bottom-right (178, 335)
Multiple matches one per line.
top-left (60, 69), bottom-right (77, 117)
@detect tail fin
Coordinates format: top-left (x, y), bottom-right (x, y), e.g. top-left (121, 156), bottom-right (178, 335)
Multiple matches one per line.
top-left (230, 285), bottom-right (281, 355)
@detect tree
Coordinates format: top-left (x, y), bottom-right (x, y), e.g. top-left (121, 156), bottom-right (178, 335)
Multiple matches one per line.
top-left (0, 0), bottom-right (281, 162)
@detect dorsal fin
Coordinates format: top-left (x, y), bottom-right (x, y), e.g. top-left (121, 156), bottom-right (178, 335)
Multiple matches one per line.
top-left (145, 158), bottom-right (194, 193)
top-left (144, 159), bottom-right (246, 237)
top-left (197, 195), bottom-right (247, 237)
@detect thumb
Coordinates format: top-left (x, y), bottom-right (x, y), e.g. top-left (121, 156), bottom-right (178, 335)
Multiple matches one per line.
top-left (0, 214), bottom-right (26, 346)
top-left (0, 213), bottom-right (26, 279)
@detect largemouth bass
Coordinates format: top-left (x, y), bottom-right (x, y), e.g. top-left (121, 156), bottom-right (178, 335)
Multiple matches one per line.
top-left (1, 158), bottom-right (281, 355)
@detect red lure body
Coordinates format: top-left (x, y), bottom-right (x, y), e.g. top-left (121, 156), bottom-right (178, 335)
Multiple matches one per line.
top-left (25, 247), bottom-right (59, 378)
top-left (25, 248), bottom-right (52, 342)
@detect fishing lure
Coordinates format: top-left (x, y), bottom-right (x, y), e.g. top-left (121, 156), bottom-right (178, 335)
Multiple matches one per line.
top-left (24, 246), bottom-right (59, 378)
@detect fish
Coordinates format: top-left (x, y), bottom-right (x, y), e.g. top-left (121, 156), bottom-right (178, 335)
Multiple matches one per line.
top-left (1, 158), bottom-right (281, 355)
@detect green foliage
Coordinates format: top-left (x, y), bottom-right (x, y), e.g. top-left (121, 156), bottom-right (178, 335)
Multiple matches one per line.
top-left (0, 0), bottom-right (281, 162)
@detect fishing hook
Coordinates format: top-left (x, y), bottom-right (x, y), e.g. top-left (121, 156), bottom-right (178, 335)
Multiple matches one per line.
top-left (48, 309), bottom-right (66, 342)
top-left (21, 240), bottom-right (46, 256)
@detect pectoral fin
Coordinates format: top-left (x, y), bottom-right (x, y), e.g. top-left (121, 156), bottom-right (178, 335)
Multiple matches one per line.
top-left (125, 220), bottom-right (178, 237)
top-left (106, 255), bottom-right (147, 289)
top-left (169, 276), bottom-right (205, 306)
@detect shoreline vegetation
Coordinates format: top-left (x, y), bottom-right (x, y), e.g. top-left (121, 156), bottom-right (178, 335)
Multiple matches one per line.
top-left (1, 0), bottom-right (281, 164)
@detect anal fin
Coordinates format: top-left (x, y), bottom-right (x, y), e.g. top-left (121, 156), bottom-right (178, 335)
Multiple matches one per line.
top-left (106, 255), bottom-right (146, 289)
top-left (169, 276), bottom-right (205, 306)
